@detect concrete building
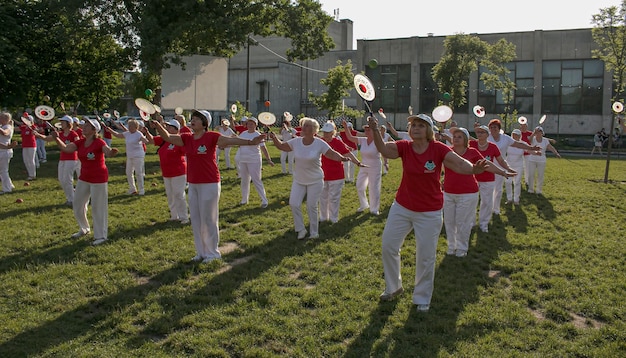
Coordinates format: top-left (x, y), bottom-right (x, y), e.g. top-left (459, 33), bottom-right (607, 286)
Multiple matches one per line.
top-left (225, 19), bottom-right (613, 135)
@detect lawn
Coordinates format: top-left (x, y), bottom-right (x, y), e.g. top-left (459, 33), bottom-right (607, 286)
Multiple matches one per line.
top-left (0, 138), bottom-right (625, 357)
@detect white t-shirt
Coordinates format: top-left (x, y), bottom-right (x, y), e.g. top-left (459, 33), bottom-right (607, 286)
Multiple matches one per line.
top-left (0, 124), bottom-right (13, 158)
top-left (218, 126), bottom-right (236, 137)
top-left (281, 127), bottom-right (297, 142)
top-left (506, 143), bottom-right (525, 164)
top-left (237, 131), bottom-right (265, 163)
top-left (488, 133), bottom-right (516, 154)
top-left (357, 137), bottom-right (382, 168)
top-left (528, 137), bottom-right (550, 163)
top-left (287, 137), bottom-right (331, 185)
top-left (123, 131), bottom-right (146, 158)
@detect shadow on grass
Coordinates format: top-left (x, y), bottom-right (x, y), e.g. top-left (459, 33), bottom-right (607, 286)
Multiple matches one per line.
top-left (0, 211), bottom-right (373, 356)
top-left (342, 215), bottom-right (513, 357)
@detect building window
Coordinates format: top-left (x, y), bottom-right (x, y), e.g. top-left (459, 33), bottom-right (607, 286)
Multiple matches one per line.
top-left (541, 60), bottom-right (604, 115)
top-left (478, 61), bottom-right (534, 115)
top-left (419, 63), bottom-right (468, 115)
top-left (365, 64), bottom-right (411, 113)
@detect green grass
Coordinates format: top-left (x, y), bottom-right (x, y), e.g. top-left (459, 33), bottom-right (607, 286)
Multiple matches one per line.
top-left (1, 138), bottom-right (625, 357)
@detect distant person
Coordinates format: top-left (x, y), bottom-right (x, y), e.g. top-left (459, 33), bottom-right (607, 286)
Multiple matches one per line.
top-left (0, 112), bottom-right (16, 194)
top-left (527, 126), bottom-right (561, 195)
top-left (236, 116), bottom-right (273, 208)
top-left (504, 129), bottom-right (525, 205)
top-left (106, 119), bottom-right (149, 195)
top-left (280, 119), bottom-right (297, 174)
top-left (216, 119), bottom-right (236, 169)
top-left (339, 121), bottom-right (359, 182)
top-left (19, 114), bottom-right (38, 180)
top-left (591, 131), bottom-right (603, 155)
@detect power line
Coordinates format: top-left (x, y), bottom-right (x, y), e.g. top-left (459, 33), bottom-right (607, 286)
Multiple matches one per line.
top-left (250, 37), bottom-right (330, 74)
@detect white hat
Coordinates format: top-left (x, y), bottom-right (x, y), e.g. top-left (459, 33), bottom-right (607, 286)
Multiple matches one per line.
top-left (73, 117), bottom-right (81, 124)
top-left (82, 116), bottom-right (101, 132)
top-left (60, 115), bottom-right (73, 123)
top-left (511, 129), bottom-right (522, 136)
top-left (321, 122), bottom-right (336, 132)
top-left (535, 126), bottom-right (544, 133)
top-left (247, 117), bottom-right (258, 124)
top-left (346, 122), bottom-right (353, 128)
top-left (192, 109), bottom-right (212, 123)
top-left (408, 114), bottom-right (434, 128)
top-left (222, 119), bottom-right (230, 126)
top-left (165, 119), bottom-right (180, 130)
top-left (451, 127), bottom-right (470, 140)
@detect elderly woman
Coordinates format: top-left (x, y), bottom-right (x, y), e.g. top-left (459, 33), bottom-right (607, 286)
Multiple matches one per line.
top-left (368, 114), bottom-right (488, 312)
top-left (53, 117), bottom-right (119, 245)
top-left (216, 118), bottom-right (236, 169)
top-left (280, 119), bottom-right (297, 174)
top-left (34, 115), bottom-right (79, 206)
top-left (470, 125), bottom-right (517, 233)
top-left (527, 126), bottom-right (561, 194)
top-left (19, 115), bottom-right (38, 180)
top-left (151, 110), bottom-right (265, 263)
top-left (106, 119), bottom-right (149, 195)
top-left (342, 120), bottom-right (382, 215)
top-left (145, 118), bottom-right (189, 224)
top-left (0, 112), bottom-right (16, 194)
top-left (237, 116), bottom-right (273, 207)
top-left (269, 118), bottom-right (358, 239)
top-left (504, 129), bottom-right (526, 205)
top-left (319, 121), bottom-right (363, 224)
top-left (444, 127), bottom-right (514, 257)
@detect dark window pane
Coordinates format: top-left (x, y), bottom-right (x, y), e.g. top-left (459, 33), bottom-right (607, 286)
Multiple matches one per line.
top-left (584, 60), bottom-right (604, 77)
top-left (543, 78), bottom-right (561, 96)
top-left (542, 96), bottom-right (559, 113)
top-left (562, 69), bottom-right (582, 87)
top-left (562, 87), bottom-right (581, 105)
top-left (543, 61), bottom-right (561, 77)
top-left (516, 79), bottom-right (535, 96)
top-left (517, 61), bottom-right (534, 78)
top-left (583, 78), bottom-right (603, 96)
top-left (516, 97), bottom-right (533, 113)
top-left (562, 60), bottom-right (583, 69)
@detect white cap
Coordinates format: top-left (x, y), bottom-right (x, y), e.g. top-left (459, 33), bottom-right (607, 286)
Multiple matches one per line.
top-left (60, 115), bottom-right (73, 123)
top-left (321, 122), bottom-right (336, 132)
top-left (165, 119), bottom-right (180, 130)
top-left (511, 129), bottom-right (522, 136)
top-left (247, 117), bottom-right (258, 124)
top-left (83, 116), bottom-right (101, 132)
top-left (222, 119), bottom-right (230, 126)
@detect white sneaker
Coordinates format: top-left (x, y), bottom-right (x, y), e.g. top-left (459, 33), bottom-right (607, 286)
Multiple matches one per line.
top-left (92, 238), bottom-right (107, 246)
top-left (202, 256), bottom-right (218, 263)
top-left (180, 219), bottom-right (189, 224)
top-left (297, 230), bottom-right (307, 240)
top-left (416, 304), bottom-right (430, 312)
top-left (191, 255), bottom-right (203, 262)
top-left (71, 230), bottom-right (90, 239)
top-left (308, 234), bottom-right (319, 239)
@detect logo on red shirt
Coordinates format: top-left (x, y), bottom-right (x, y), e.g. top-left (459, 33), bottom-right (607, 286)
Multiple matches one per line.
top-left (424, 160), bottom-right (436, 172)
top-left (197, 145), bottom-right (207, 154)
top-left (87, 152), bottom-right (95, 160)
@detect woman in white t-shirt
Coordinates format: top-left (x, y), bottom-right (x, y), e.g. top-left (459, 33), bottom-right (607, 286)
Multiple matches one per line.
top-left (343, 121), bottom-right (383, 215)
top-left (237, 117), bottom-right (273, 207)
top-left (280, 119), bottom-right (297, 174)
top-left (216, 119), bottom-right (236, 169)
top-left (527, 126), bottom-right (560, 195)
top-left (106, 119), bottom-right (149, 195)
top-left (0, 112), bottom-right (16, 194)
top-left (269, 118), bottom-right (360, 239)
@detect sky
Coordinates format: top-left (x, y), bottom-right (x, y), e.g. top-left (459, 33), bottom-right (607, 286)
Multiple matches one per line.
top-left (320, 0), bottom-right (620, 45)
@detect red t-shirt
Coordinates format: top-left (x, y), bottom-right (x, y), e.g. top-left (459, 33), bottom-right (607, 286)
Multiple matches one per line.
top-left (19, 125), bottom-right (37, 148)
top-left (395, 140), bottom-right (451, 212)
top-left (234, 125), bottom-right (246, 134)
top-left (443, 147), bottom-right (483, 194)
top-left (321, 137), bottom-right (350, 181)
top-left (180, 131), bottom-right (220, 184)
top-left (59, 130), bottom-right (79, 161)
top-left (76, 138), bottom-right (108, 183)
top-left (339, 130), bottom-right (358, 150)
top-left (180, 126), bottom-right (192, 134)
top-left (75, 128), bottom-right (84, 139)
top-left (154, 136), bottom-right (187, 178)
top-left (469, 140), bottom-right (501, 182)
top-left (521, 130), bottom-right (532, 156)
top-left (103, 128), bottom-right (112, 139)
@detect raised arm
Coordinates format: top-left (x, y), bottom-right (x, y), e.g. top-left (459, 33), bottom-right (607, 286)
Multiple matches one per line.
top-left (105, 126), bottom-right (125, 139)
top-left (151, 120), bottom-right (184, 147)
top-left (443, 151), bottom-right (488, 175)
top-left (367, 116), bottom-right (399, 159)
top-left (217, 133), bottom-right (266, 148)
top-left (268, 132), bottom-right (292, 152)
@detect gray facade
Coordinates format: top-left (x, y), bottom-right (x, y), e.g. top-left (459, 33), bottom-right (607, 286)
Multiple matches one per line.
top-left (226, 20), bottom-right (612, 135)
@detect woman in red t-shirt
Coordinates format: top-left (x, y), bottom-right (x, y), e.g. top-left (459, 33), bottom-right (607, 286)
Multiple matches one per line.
top-left (34, 115), bottom-right (80, 205)
top-left (368, 114), bottom-right (488, 312)
top-left (443, 127), bottom-right (514, 257)
top-left (145, 119), bottom-right (189, 224)
top-left (469, 125), bottom-right (515, 233)
top-left (319, 121), bottom-right (362, 224)
top-left (53, 117), bottom-right (119, 246)
top-left (19, 115), bottom-right (38, 180)
top-left (151, 110), bottom-right (265, 263)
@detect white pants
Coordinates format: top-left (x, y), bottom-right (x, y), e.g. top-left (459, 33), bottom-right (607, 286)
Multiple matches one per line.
top-left (164, 174), bottom-right (188, 221)
top-left (58, 160), bottom-right (77, 202)
top-left (505, 157), bottom-right (524, 203)
top-left (239, 161), bottom-right (268, 205)
top-left (188, 182), bottom-right (221, 260)
top-left (22, 147), bottom-right (37, 178)
top-left (527, 160), bottom-right (546, 193)
top-left (477, 181), bottom-right (495, 230)
top-left (36, 138), bottom-right (46, 161)
top-left (216, 147), bottom-right (233, 168)
top-left (103, 138), bottom-right (112, 147)
top-left (356, 164), bottom-right (382, 213)
top-left (344, 149), bottom-right (357, 182)
top-left (126, 157), bottom-right (145, 194)
top-left (493, 174), bottom-right (505, 214)
top-left (0, 154), bottom-right (14, 192)
top-left (280, 150), bottom-right (294, 174)
top-left (444, 192), bottom-right (479, 255)
top-left (381, 201), bottom-right (442, 305)
top-left (290, 179), bottom-right (324, 236)
top-left (523, 155), bottom-right (529, 185)
top-left (74, 180), bottom-right (108, 239)
top-left (320, 179), bottom-right (344, 223)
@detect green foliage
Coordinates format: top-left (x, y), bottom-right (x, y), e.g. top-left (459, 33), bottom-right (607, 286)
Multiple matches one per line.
top-left (592, 1), bottom-right (626, 97)
top-left (1, 140), bottom-right (626, 356)
top-left (432, 34), bottom-right (516, 110)
top-left (309, 60), bottom-right (364, 119)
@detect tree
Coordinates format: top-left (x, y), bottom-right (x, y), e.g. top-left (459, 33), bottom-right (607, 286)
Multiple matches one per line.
top-left (308, 60), bottom-right (363, 120)
top-left (432, 34), bottom-right (516, 117)
top-left (432, 34), bottom-right (488, 108)
top-left (591, 0), bottom-right (626, 183)
top-left (480, 39), bottom-right (517, 128)
top-left (75, 0), bottom-right (335, 102)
